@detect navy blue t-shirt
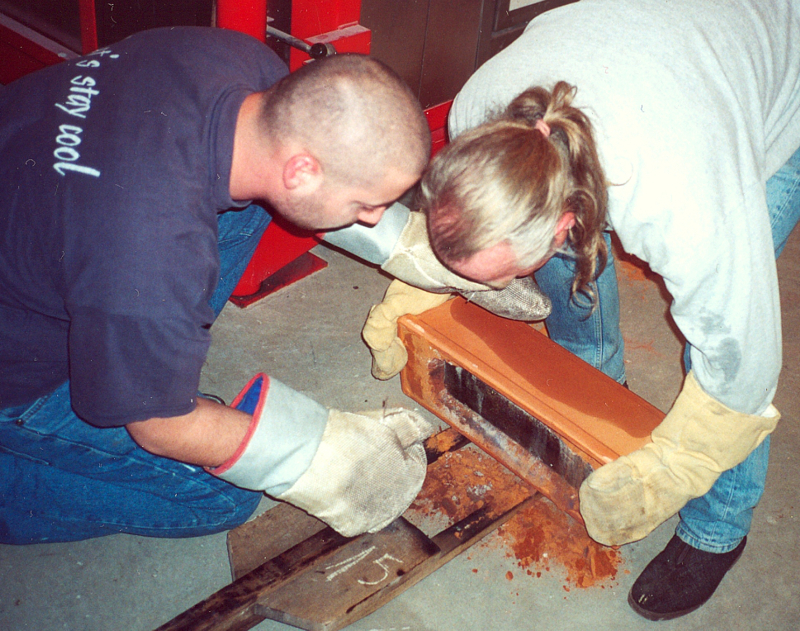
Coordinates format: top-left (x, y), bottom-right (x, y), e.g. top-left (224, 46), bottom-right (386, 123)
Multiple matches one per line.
top-left (0, 27), bottom-right (288, 426)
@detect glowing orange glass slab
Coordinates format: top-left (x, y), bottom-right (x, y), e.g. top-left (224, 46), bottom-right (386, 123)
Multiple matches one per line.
top-left (398, 298), bottom-right (665, 517)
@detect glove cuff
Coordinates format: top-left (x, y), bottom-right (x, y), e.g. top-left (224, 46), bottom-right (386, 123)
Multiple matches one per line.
top-left (462, 276), bottom-right (551, 321)
top-left (381, 211), bottom-right (491, 293)
top-left (321, 202), bottom-right (411, 265)
top-left (207, 374), bottom-right (329, 495)
top-left (653, 371), bottom-right (780, 468)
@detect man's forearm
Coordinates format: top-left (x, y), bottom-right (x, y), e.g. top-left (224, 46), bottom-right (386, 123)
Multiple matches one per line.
top-left (126, 398), bottom-right (251, 467)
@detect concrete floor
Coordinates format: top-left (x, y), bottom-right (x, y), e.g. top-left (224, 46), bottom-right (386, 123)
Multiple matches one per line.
top-left (1, 230), bottom-right (798, 631)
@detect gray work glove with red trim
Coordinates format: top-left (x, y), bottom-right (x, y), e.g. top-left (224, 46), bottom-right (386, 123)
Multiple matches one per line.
top-left (323, 203), bottom-right (551, 321)
top-left (208, 374), bottom-right (433, 537)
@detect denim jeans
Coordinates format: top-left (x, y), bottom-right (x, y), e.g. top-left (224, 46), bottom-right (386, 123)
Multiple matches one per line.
top-left (534, 231), bottom-right (626, 384)
top-left (0, 204), bottom-right (271, 544)
top-left (536, 146), bottom-right (800, 553)
top-left (678, 145), bottom-right (800, 552)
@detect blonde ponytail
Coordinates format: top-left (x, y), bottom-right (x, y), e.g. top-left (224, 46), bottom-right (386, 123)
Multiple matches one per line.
top-left (419, 81), bottom-right (608, 297)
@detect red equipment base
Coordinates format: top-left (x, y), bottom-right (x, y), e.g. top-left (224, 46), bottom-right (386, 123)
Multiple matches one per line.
top-left (229, 251), bottom-right (328, 308)
top-left (229, 216), bottom-right (328, 307)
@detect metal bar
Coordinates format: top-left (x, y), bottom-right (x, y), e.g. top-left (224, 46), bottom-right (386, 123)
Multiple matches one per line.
top-left (266, 25), bottom-right (336, 59)
top-left (267, 25), bottom-right (311, 53)
top-left (78, 0), bottom-right (97, 53)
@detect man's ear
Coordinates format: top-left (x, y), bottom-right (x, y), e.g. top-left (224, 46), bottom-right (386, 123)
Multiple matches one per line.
top-left (551, 212), bottom-right (576, 250)
top-left (556, 211), bottom-right (576, 234)
top-left (283, 153), bottom-right (323, 193)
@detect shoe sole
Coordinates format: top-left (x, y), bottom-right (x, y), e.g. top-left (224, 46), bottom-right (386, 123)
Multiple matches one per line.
top-left (628, 589), bottom-right (705, 621)
top-left (626, 542), bottom-right (746, 621)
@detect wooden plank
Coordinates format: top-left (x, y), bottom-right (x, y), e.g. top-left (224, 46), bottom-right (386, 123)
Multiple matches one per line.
top-left (228, 503), bottom-right (327, 581)
top-left (254, 517), bottom-right (439, 631)
top-left (253, 496), bottom-right (535, 631)
top-left (156, 429), bottom-right (518, 631)
top-left (155, 526), bottom-right (350, 631)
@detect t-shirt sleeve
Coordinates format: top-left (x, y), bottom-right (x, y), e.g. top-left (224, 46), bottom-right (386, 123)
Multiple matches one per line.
top-left (67, 306), bottom-right (211, 426)
top-left (61, 194), bottom-right (220, 428)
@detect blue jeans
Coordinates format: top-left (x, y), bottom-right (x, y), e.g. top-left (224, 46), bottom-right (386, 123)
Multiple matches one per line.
top-left (534, 231), bottom-right (626, 384)
top-left (678, 146), bottom-right (800, 552)
top-left (536, 146), bottom-right (800, 552)
top-left (0, 204), bottom-right (270, 544)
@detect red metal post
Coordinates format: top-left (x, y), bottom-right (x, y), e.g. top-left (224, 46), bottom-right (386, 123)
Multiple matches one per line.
top-left (226, 0), bottom-right (333, 305)
top-left (292, 0), bottom-right (361, 36)
top-left (0, 17), bottom-right (73, 83)
top-left (78, 0), bottom-right (98, 53)
top-left (424, 100), bottom-right (454, 156)
top-left (215, 0), bottom-right (268, 42)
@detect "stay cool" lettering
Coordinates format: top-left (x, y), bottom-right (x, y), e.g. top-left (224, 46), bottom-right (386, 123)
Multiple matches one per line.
top-left (52, 56), bottom-right (108, 178)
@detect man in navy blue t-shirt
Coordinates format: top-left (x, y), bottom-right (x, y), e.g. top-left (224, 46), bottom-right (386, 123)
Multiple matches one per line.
top-left (0, 27), bottom-right (434, 542)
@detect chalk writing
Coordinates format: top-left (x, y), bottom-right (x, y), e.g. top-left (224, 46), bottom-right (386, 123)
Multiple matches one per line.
top-left (357, 553), bottom-right (403, 586)
top-left (325, 546), bottom-right (376, 582)
top-left (324, 546), bottom-right (404, 587)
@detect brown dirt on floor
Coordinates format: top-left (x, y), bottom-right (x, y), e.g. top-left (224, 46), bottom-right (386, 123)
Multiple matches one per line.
top-left (618, 257), bottom-right (654, 284)
top-left (406, 447), bottom-right (622, 589)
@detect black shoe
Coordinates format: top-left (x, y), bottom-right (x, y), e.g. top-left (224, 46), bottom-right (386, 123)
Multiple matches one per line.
top-left (628, 535), bottom-right (747, 621)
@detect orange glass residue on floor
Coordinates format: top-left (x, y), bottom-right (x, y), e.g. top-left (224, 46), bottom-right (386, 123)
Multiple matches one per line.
top-left (406, 447), bottom-right (622, 589)
top-left (407, 447), bottom-right (530, 528)
top-left (498, 494), bottom-right (622, 588)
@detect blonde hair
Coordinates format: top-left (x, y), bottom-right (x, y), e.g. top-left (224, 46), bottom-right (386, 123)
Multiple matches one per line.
top-left (418, 82), bottom-right (608, 297)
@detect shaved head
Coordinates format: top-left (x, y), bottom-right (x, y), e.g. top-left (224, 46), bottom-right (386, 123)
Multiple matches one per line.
top-left (259, 54), bottom-right (430, 186)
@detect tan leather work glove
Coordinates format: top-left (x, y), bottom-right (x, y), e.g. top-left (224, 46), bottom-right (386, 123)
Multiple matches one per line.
top-left (379, 211), bottom-right (552, 320)
top-left (362, 279), bottom-right (451, 380)
top-left (579, 371), bottom-right (780, 546)
top-left (379, 210), bottom-right (493, 293)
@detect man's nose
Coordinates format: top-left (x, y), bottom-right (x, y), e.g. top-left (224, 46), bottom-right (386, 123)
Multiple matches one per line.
top-left (357, 206), bottom-right (387, 226)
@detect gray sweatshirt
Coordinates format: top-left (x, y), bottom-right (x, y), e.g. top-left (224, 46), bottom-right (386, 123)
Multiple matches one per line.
top-left (450, 0), bottom-right (800, 415)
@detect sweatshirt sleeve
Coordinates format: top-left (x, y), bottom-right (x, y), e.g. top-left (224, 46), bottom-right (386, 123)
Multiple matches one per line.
top-left (604, 2), bottom-right (800, 416)
top-left (609, 129), bottom-right (782, 416)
